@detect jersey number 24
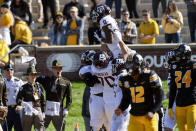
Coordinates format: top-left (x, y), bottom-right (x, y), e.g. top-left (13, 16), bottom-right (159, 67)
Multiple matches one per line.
top-left (175, 70), bottom-right (192, 88)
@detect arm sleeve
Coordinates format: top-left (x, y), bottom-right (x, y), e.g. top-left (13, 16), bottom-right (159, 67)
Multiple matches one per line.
top-left (168, 72), bottom-right (177, 108)
top-left (65, 82), bottom-right (72, 110)
top-left (79, 19), bottom-right (84, 44)
top-left (13, 25), bottom-right (22, 42)
top-left (132, 23), bottom-right (137, 35)
top-left (153, 21), bottom-right (159, 35)
top-left (16, 86), bottom-right (24, 105)
top-left (149, 72), bottom-right (164, 113)
top-left (119, 87), bottom-right (131, 111)
top-left (82, 72), bottom-right (100, 87)
top-left (161, 18), bottom-right (166, 29)
top-left (2, 81), bottom-right (7, 106)
top-left (172, 12), bottom-right (183, 29)
top-left (118, 79), bottom-right (131, 111)
top-left (40, 85), bottom-right (46, 112)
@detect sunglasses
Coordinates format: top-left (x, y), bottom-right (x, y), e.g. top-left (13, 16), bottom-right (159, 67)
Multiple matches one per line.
top-left (123, 14), bottom-right (129, 16)
top-left (142, 14), bottom-right (148, 17)
top-left (6, 69), bottom-right (13, 71)
top-left (56, 16), bottom-right (62, 19)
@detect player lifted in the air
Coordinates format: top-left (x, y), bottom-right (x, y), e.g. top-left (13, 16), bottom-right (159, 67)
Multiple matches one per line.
top-left (91, 4), bottom-right (131, 59)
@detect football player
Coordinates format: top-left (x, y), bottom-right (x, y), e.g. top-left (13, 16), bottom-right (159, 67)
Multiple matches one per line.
top-left (91, 51), bottom-right (117, 130)
top-left (91, 4), bottom-right (130, 59)
top-left (168, 44), bottom-right (196, 131)
top-left (79, 50), bottom-right (105, 131)
top-left (115, 53), bottom-right (164, 131)
top-left (163, 50), bottom-right (177, 131)
top-left (110, 58), bottom-right (131, 131)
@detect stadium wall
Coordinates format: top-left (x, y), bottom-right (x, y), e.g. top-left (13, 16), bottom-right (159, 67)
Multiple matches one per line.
top-left (36, 44), bottom-right (196, 80)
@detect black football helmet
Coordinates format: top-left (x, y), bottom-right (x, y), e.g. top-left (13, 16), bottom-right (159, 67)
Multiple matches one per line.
top-left (164, 50), bottom-right (176, 68)
top-left (126, 53), bottom-right (145, 75)
top-left (91, 4), bottom-right (111, 23)
top-left (93, 51), bottom-right (109, 69)
top-left (175, 43), bottom-right (192, 62)
top-left (111, 58), bottom-right (125, 76)
top-left (81, 50), bottom-right (96, 65)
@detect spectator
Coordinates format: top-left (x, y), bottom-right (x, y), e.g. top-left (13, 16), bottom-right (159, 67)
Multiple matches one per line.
top-left (88, 0), bottom-right (100, 45)
top-left (161, 0), bottom-right (183, 43)
top-left (184, 0), bottom-right (196, 42)
top-left (125, 0), bottom-right (139, 18)
top-left (10, 0), bottom-right (32, 25)
top-left (0, 34), bottom-right (9, 65)
top-left (40, 0), bottom-right (57, 29)
top-left (138, 9), bottom-right (159, 44)
top-left (49, 11), bottom-right (67, 45)
top-left (0, 4), bottom-right (14, 46)
top-left (11, 16), bottom-right (32, 48)
top-left (2, 64), bottom-right (23, 131)
top-left (65, 6), bottom-right (84, 45)
top-left (105, 0), bottom-right (121, 19)
top-left (63, 0), bottom-right (86, 20)
top-left (25, 0), bottom-right (43, 23)
top-left (152, 0), bottom-right (167, 21)
top-left (118, 9), bottom-right (137, 44)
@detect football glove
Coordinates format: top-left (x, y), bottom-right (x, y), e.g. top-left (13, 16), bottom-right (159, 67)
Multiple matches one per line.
top-left (168, 108), bottom-right (174, 120)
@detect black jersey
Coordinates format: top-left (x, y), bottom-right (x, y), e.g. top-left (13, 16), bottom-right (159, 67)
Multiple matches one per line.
top-left (169, 60), bottom-right (196, 108)
top-left (118, 69), bottom-right (164, 116)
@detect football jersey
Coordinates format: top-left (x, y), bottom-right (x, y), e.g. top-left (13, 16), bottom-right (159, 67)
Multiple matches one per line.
top-left (169, 60), bottom-right (196, 108)
top-left (100, 15), bottom-right (122, 58)
top-left (91, 62), bottom-right (116, 103)
top-left (118, 70), bottom-right (163, 116)
top-left (79, 65), bottom-right (103, 95)
top-left (114, 70), bottom-right (128, 108)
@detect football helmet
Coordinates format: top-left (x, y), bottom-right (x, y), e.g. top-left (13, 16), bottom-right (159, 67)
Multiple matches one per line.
top-left (111, 58), bottom-right (125, 76)
top-left (164, 50), bottom-right (176, 68)
top-left (93, 51), bottom-right (109, 69)
top-left (175, 43), bottom-right (192, 62)
top-left (81, 50), bottom-right (96, 65)
top-left (126, 53), bottom-right (145, 75)
top-left (90, 4), bottom-right (111, 23)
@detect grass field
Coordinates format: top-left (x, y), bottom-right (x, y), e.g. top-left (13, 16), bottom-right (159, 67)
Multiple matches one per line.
top-left (43, 81), bottom-right (178, 131)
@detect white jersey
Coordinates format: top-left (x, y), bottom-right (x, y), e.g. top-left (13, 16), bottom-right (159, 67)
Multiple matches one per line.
top-left (114, 70), bottom-right (127, 108)
top-left (91, 62), bottom-right (116, 103)
top-left (100, 15), bottom-right (122, 58)
top-left (79, 65), bottom-right (103, 94)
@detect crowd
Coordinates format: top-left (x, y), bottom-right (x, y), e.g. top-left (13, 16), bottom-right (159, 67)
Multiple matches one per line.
top-left (0, 0), bottom-right (194, 49)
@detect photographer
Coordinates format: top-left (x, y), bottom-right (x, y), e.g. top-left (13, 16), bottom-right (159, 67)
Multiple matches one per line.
top-left (161, 0), bottom-right (183, 43)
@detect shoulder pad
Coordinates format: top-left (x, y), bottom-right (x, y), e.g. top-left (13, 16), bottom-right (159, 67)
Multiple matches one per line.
top-left (149, 70), bottom-right (159, 83)
top-left (14, 77), bottom-right (20, 81)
